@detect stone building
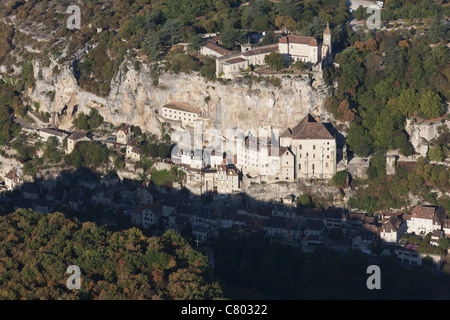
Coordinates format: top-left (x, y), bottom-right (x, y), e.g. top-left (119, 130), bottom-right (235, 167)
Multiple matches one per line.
top-left (160, 102), bottom-right (202, 126)
top-left (280, 113), bottom-right (337, 179)
top-left (210, 24), bottom-right (333, 79)
top-left (66, 131), bottom-right (91, 154)
top-left (117, 125), bottom-right (133, 144)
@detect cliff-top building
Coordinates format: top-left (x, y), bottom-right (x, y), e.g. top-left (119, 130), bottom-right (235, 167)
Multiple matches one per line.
top-left (207, 24), bottom-right (333, 79)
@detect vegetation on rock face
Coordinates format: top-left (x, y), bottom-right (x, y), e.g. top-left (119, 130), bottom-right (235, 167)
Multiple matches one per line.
top-left (348, 157), bottom-right (449, 214)
top-left (0, 209), bottom-right (222, 300)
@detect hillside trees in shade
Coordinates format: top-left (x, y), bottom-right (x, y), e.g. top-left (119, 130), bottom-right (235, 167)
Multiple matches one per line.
top-left (0, 210), bottom-right (223, 300)
top-left (211, 231), bottom-right (445, 300)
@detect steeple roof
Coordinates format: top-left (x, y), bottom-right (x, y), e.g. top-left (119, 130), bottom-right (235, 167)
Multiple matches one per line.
top-left (324, 21), bottom-right (331, 35)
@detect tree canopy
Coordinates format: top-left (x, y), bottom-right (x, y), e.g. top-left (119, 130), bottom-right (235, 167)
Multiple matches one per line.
top-left (0, 209), bottom-right (222, 300)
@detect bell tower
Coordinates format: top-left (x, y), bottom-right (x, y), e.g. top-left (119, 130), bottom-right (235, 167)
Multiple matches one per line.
top-left (323, 21), bottom-right (332, 57)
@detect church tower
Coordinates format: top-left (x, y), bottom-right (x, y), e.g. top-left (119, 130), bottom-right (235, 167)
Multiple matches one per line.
top-left (323, 21), bottom-right (332, 57)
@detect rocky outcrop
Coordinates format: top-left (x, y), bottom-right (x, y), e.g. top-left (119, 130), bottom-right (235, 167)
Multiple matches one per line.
top-left (405, 118), bottom-right (450, 156)
top-left (28, 58), bottom-right (330, 137)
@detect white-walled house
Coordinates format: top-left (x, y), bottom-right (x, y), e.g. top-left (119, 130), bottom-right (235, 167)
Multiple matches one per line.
top-left (405, 206), bottom-right (446, 235)
top-left (379, 215), bottom-right (406, 243)
top-left (126, 139), bottom-right (142, 162)
top-left (117, 125), bottom-right (133, 144)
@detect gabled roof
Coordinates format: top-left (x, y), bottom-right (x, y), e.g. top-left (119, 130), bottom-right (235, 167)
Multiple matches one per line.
top-left (411, 206), bottom-right (446, 225)
top-left (163, 102), bottom-right (201, 114)
top-left (68, 131), bottom-right (88, 141)
top-left (283, 113), bottom-right (335, 140)
top-left (40, 128), bottom-right (66, 137)
top-left (203, 42), bottom-right (233, 56)
top-left (381, 215), bottom-right (404, 233)
top-left (242, 45), bottom-right (279, 56)
top-left (138, 201), bottom-right (162, 215)
top-left (279, 35), bottom-right (318, 47)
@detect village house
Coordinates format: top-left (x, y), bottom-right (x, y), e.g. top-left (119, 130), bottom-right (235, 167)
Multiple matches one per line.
top-left (4, 168), bottom-right (23, 191)
top-left (192, 221), bottom-right (212, 244)
top-left (216, 57), bottom-right (249, 78)
top-left (66, 187), bottom-right (86, 211)
top-left (161, 197), bottom-right (178, 217)
top-left (216, 164), bottom-right (240, 194)
top-left (135, 201), bottom-right (163, 229)
top-left (33, 199), bottom-right (55, 214)
top-left (379, 215), bottom-right (407, 243)
top-left (92, 184), bottom-right (114, 206)
top-left (404, 206), bottom-right (447, 235)
top-left (430, 229), bottom-right (445, 246)
top-left (195, 206), bottom-right (217, 226)
top-left (321, 208), bottom-right (347, 232)
top-left (443, 219), bottom-right (450, 237)
top-left (126, 139), bottom-right (142, 162)
top-left (136, 181), bottom-right (158, 206)
top-left (67, 131), bottom-right (91, 154)
top-left (301, 219), bottom-right (325, 251)
top-left (116, 125), bottom-right (133, 144)
top-left (242, 44), bottom-right (279, 66)
top-left (201, 168), bottom-right (217, 194)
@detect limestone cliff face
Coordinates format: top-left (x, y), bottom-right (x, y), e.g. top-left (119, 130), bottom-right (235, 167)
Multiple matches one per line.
top-left (405, 118), bottom-right (450, 156)
top-left (28, 59), bottom-right (330, 136)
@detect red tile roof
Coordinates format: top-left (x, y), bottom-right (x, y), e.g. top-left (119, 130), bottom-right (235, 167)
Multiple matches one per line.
top-left (279, 35), bottom-right (318, 47)
top-left (242, 45), bottom-right (279, 56)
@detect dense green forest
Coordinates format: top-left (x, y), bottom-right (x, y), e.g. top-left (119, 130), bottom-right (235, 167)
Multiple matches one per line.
top-left (0, 209), bottom-right (222, 300)
top-left (0, 0), bottom-right (448, 96)
top-left (325, 27), bottom-right (449, 158)
top-left (0, 0), bottom-right (352, 94)
top-left (211, 230), bottom-right (450, 299)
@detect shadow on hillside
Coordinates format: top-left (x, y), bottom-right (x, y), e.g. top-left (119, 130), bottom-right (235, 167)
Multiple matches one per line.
top-left (2, 165), bottom-right (450, 300)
